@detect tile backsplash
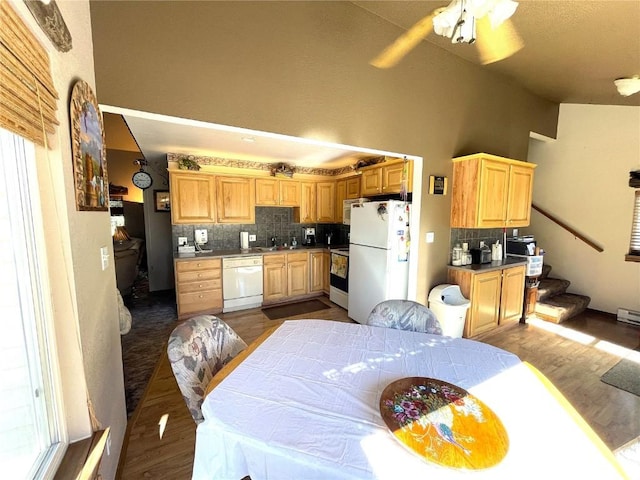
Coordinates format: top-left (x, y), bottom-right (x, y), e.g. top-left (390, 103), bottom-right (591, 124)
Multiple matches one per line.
top-left (172, 207), bottom-right (350, 251)
top-left (450, 228), bottom-right (505, 254)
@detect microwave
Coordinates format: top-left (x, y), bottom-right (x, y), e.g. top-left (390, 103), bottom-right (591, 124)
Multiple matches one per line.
top-left (343, 198), bottom-right (369, 225)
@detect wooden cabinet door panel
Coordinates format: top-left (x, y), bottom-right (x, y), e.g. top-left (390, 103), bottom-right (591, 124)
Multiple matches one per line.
top-left (170, 173), bottom-right (216, 224)
top-left (477, 160), bottom-right (510, 227)
top-left (507, 165), bottom-right (535, 227)
top-left (382, 163), bottom-right (405, 193)
top-left (309, 251), bottom-right (324, 293)
top-left (335, 180), bottom-right (346, 223)
top-left (345, 177), bottom-right (360, 199)
top-left (299, 182), bottom-right (316, 223)
top-left (470, 270), bottom-right (502, 335)
top-left (360, 168), bottom-right (382, 196)
top-left (255, 178), bottom-right (278, 206)
top-left (288, 260), bottom-right (308, 297)
top-left (316, 181), bottom-right (335, 223)
top-left (263, 257), bottom-right (287, 302)
top-left (499, 265), bottom-right (526, 324)
top-left (322, 251), bottom-right (330, 293)
top-left (280, 180), bottom-right (301, 207)
top-left (216, 176), bottom-right (255, 223)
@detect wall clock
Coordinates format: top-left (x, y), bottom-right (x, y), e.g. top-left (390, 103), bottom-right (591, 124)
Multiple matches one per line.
top-left (132, 170), bottom-right (153, 190)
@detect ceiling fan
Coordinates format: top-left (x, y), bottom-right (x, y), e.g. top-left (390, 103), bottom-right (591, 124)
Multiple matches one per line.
top-left (370, 0), bottom-right (523, 69)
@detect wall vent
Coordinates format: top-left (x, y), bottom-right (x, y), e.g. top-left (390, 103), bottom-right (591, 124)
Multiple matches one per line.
top-left (617, 308), bottom-right (640, 326)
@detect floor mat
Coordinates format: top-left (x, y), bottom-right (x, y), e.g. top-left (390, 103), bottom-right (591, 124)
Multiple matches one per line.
top-left (601, 352), bottom-right (640, 397)
top-left (262, 299), bottom-right (330, 320)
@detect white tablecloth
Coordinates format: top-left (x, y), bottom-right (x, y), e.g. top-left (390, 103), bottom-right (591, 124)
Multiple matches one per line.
top-left (193, 320), bottom-right (623, 479)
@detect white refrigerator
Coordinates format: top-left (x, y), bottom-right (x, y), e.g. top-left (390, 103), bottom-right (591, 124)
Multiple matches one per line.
top-left (348, 200), bottom-right (411, 324)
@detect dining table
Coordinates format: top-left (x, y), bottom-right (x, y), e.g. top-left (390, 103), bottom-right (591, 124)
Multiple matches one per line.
top-left (192, 319), bottom-right (627, 479)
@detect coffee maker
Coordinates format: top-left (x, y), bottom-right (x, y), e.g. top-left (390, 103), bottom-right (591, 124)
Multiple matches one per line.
top-left (302, 227), bottom-right (316, 246)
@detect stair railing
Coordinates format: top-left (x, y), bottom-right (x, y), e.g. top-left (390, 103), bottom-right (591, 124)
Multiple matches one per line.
top-left (532, 204), bottom-right (604, 253)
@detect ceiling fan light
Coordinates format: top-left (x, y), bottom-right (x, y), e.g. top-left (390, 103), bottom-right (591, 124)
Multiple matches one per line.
top-left (433, 0), bottom-right (463, 37)
top-left (614, 77), bottom-right (640, 97)
top-left (486, 0), bottom-right (519, 28)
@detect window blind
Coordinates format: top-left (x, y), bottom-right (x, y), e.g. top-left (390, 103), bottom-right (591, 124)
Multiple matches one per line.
top-left (0, 0), bottom-right (59, 147)
top-left (629, 190), bottom-right (640, 255)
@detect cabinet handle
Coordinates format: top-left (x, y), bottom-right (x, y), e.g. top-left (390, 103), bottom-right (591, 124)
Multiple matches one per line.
top-left (199, 284), bottom-right (203, 288)
top-left (199, 294), bottom-right (203, 298)
top-left (197, 263), bottom-right (201, 267)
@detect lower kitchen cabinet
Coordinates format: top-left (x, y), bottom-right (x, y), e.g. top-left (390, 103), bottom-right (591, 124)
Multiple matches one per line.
top-left (448, 264), bottom-right (526, 337)
top-left (175, 258), bottom-right (222, 319)
top-left (322, 251), bottom-right (330, 293)
top-left (309, 251), bottom-right (329, 293)
top-left (263, 252), bottom-right (309, 303)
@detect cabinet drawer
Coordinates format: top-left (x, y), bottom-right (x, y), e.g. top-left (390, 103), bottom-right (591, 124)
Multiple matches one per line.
top-left (287, 252), bottom-right (308, 262)
top-left (178, 290), bottom-right (222, 313)
top-left (176, 269), bottom-right (221, 283)
top-left (177, 278), bottom-right (222, 293)
top-left (175, 258), bottom-right (221, 273)
top-left (264, 254), bottom-right (286, 265)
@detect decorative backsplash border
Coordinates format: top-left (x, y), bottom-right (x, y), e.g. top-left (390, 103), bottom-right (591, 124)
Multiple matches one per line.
top-left (167, 152), bottom-right (386, 177)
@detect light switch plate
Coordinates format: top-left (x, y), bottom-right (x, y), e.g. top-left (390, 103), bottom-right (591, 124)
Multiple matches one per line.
top-left (426, 232), bottom-right (435, 243)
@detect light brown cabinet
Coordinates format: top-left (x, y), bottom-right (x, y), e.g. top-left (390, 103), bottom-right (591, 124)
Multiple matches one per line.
top-left (255, 178), bottom-right (300, 207)
top-left (175, 258), bottom-right (222, 318)
top-left (309, 251), bottom-right (325, 293)
top-left (263, 252), bottom-right (309, 303)
top-left (322, 251), bottom-right (330, 293)
top-left (216, 176), bottom-right (255, 223)
top-left (316, 181), bottom-right (335, 223)
top-left (169, 172), bottom-right (216, 224)
top-left (297, 182), bottom-right (317, 223)
top-left (335, 180), bottom-right (347, 223)
top-left (346, 177), bottom-right (360, 199)
top-left (451, 153), bottom-right (536, 228)
top-left (360, 160), bottom-right (413, 196)
top-left (448, 264), bottom-right (526, 337)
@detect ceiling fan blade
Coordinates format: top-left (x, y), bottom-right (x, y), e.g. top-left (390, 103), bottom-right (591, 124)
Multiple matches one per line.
top-left (370, 11), bottom-right (438, 69)
top-left (475, 17), bottom-right (523, 65)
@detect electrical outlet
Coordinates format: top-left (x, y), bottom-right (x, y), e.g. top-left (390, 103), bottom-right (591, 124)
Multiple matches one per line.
top-left (249, 234), bottom-right (256, 242)
top-left (512, 229), bottom-right (519, 237)
top-left (425, 232), bottom-right (435, 243)
top-left (178, 236), bottom-right (188, 246)
top-left (194, 229), bottom-right (207, 245)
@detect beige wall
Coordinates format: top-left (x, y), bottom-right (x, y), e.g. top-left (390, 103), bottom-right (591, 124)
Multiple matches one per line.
top-left (527, 104), bottom-right (640, 314)
top-left (90, 1), bottom-right (558, 302)
top-left (11, 1), bottom-right (126, 477)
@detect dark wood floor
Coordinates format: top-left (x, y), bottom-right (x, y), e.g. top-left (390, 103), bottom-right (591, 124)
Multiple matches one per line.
top-left (116, 300), bottom-right (640, 479)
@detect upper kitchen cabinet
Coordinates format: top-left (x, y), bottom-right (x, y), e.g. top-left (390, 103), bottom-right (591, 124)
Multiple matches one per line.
top-left (169, 171), bottom-right (216, 224)
top-left (296, 182), bottom-right (317, 223)
top-left (255, 178), bottom-right (300, 207)
top-left (450, 153), bottom-right (536, 228)
top-left (216, 176), bottom-right (256, 223)
top-left (360, 159), bottom-right (413, 196)
top-left (316, 181), bottom-right (335, 223)
top-left (346, 176), bottom-right (360, 199)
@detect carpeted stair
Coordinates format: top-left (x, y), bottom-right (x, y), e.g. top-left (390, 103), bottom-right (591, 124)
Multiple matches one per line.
top-left (534, 265), bottom-right (591, 323)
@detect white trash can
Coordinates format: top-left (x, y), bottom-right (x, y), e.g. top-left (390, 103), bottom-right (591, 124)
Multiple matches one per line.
top-left (428, 284), bottom-right (470, 338)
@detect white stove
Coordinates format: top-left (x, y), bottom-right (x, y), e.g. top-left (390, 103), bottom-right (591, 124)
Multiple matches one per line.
top-left (329, 248), bottom-right (349, 309)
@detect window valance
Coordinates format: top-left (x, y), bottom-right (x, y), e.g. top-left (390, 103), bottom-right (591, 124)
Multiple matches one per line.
top-left (0, 0), bottom-right (59, 147)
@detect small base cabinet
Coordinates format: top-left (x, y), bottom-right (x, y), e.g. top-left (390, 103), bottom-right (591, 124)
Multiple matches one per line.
top-left (448, 264), bottom-right (526, 337)
top-left (263, 252), bottom-right (310, 304)
top-left (175, 258), bottom-right (222, 319)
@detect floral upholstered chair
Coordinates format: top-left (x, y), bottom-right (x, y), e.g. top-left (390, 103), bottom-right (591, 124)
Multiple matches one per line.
top-left (366, 299), bottom-right (442, 335)
top-left (167, 315), bottom-right (247, 424)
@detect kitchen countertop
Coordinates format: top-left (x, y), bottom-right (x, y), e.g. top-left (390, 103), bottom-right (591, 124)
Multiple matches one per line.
top-left (446, 256), bottom-right (527, 273)
top-left (174, 244), bottom-right (348, 260)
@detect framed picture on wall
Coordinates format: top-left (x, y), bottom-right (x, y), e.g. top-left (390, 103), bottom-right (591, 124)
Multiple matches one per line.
top-left (70, 79), bottom-right (108, 211)
top-left (154, 190), bottom-right (171, 212)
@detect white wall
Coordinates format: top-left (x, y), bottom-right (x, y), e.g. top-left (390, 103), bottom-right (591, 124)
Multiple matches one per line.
top-left (10, 1), bottom-right (126, 478)
top-left (528, 104), bottom-right (640, 314)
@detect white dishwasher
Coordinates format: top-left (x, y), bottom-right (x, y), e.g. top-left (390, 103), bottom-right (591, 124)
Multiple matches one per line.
top-left (222, 256), bottom-right (263, 312)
